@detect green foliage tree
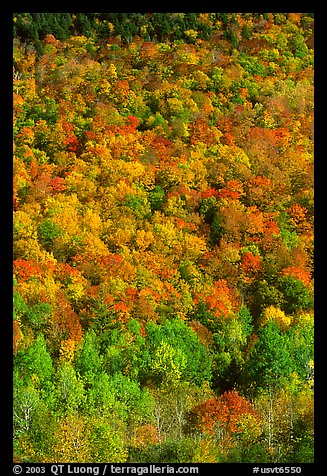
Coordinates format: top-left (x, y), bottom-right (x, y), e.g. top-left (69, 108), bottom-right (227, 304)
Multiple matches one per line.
top-left (54, 361), bottom-right (85, 414)
top-left (88, 415), bottom-right (128, 462)
top-left (26, 303), bottom-right (53, 332)
top-left (19, 334), bottom-right (54, 393)
top-left (75, 329), bottom-right (102, 386)
top-left (245, 321), bottom-right (295, 392)
top-left (277, 276), bottom-right (313, 314)
top-left (38, 219), bottom-right (63, 251)
top-left (144, 318), bottom-right (212, 386)
top-left (148, 185), bottom-right (165, 212)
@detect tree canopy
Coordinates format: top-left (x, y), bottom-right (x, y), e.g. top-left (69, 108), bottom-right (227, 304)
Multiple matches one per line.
top-left (13, 12), bottom-right (314, 464)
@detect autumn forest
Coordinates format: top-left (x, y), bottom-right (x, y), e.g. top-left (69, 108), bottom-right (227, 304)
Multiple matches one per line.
top-left (13, 13), bottom-right (314, 464)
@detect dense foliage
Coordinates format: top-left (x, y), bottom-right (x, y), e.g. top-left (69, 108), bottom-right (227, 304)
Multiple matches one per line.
top-left (13, 12), bottom-right (314, 463)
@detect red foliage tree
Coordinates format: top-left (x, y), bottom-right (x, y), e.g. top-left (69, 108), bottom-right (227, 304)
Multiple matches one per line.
top-left (49, 290), bottom-right (83, 345)
top-left (14, 259), bottom-right (43, 282)
top-left (240, 252), bottom-right (262, 274)
top-left (191, 390), bottom-right (258, 437)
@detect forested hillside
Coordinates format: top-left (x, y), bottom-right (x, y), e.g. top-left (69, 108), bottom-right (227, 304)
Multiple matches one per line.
top-left (13, 13), bottom-right (314, 463)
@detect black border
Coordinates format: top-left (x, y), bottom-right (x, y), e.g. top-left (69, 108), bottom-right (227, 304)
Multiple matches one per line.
top-left (3, 3), bottom-right (323, 474)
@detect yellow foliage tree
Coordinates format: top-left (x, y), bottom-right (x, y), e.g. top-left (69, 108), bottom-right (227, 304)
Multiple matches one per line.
top-left (59, 339), bottom-right (77, 363)
top-left (261, 305), bottom-right (292, 330)
top-left (52, 413), bottom-right (91, 463)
